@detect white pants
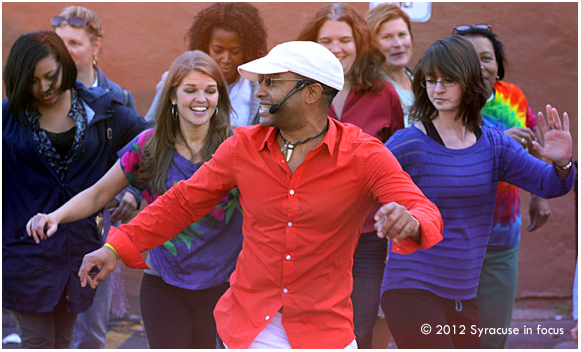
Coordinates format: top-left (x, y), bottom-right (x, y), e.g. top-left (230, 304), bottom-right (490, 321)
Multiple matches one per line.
top-left (225, 312), bottom-right (358, 349)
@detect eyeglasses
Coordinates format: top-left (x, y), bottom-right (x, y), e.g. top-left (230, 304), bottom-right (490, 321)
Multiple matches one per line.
top-left (453, 24), bottom-right (492, 34)
top-left (51, 16), bottom-right (92, 30)
top-left (421, 79), bottom-right (457, 89)
top-left (258, 76), bottom-right (313, 87)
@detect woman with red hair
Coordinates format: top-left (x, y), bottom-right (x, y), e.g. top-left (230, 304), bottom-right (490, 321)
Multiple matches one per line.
top-left (297, 3), bottom-right (404, 348)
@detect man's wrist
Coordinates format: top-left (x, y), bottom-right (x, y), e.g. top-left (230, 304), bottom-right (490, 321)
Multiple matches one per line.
top-left (103, 243), bottom-right (120, 259)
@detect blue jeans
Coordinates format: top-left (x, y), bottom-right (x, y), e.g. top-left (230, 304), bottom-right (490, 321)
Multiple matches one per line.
top-left (70, 273), bottom-right (113, 348)
top-left (351, 231), bottom-right (387, 349)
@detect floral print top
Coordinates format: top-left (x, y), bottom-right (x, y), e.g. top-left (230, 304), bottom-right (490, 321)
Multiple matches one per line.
top-left (26, 88), bottom-right (87, 180)
top-left (118, 129), bottom-right (243, 290)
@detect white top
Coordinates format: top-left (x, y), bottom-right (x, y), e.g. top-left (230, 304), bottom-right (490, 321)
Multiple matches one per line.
top-left (228, 76), bottom-right (253, 128)
top-left (385, 71), bottom-right (414, 128)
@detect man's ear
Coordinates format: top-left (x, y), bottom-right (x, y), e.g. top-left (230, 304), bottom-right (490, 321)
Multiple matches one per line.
top-left (304, 83), bottom-right (324, 105)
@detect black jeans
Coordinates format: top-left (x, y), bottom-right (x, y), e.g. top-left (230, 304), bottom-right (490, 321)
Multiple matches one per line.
top-left (382, 288), bottom-right (482, 348)
top-left (140, 273), bottom-right (230, 348)
top-left (351, 231), bottom-right (387, 349)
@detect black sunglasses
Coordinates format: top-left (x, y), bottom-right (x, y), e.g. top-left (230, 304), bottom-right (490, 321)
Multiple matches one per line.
top-left (51, 16), bottom-right (92, 30)
top-left (453, 24), bottom-right (492, 34)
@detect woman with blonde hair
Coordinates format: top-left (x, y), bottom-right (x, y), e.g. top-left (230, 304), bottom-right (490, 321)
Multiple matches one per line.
top-left (297, 3), bottom-right (404, 348)
top-left (52, 6), bottom-right (135, 111)
top-left (27, 50), bottom-right (243, 349)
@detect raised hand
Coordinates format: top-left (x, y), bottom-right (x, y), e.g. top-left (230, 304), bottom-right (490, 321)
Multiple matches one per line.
top-left (532, 104), bottom-right (572, 167)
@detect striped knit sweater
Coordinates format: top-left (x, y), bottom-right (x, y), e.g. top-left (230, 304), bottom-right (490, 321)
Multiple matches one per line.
top-left (382, 125), bottom-right (574, 300)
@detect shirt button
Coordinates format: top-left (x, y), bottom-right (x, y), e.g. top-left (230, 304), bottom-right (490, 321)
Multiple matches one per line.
top-left (287, 222), bottom-right (292, 227)
top-left (265, 316), bottom-right (270, 320)
top-left (286, 255), bottom-right (291, 260)
top-left (289, 190), bottom-right (295, 195)
top-left (283, 288), bottom-right (288, 293)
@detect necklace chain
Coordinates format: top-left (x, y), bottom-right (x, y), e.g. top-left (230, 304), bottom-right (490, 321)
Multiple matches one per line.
top-left (279, 121), bottom-right (329, 162)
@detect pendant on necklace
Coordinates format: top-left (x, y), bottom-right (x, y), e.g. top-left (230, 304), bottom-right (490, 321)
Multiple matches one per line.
top-left (284, 144), bottom-right (295, 162)
top-left (281, 142), bottom-right (295, 162)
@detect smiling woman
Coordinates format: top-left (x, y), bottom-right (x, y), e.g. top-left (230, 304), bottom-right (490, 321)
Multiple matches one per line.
top-left (185, 3), bottom-right (267, 128)
top-left (25, 50), bottom-right (242, 349)
top-left (366, 4), bottom-right (415, 126)
top-left (145, 3), bottom-right (268, 129)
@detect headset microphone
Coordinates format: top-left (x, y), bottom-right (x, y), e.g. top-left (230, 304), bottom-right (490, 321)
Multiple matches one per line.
top-left (268, 81), bottom-right (310, 114)
top-left (268, 101), bottom-right (284, 114)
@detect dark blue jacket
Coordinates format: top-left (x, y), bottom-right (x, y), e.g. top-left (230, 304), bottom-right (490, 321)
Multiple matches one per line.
top-left (2, 82), bottom-right (147, 314)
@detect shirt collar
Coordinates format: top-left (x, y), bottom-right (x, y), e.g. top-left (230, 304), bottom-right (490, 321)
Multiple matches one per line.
top-left (259, 116), bottom-right (338, 157)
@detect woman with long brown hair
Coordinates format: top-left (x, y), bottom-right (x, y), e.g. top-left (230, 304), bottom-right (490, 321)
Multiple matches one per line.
top-left (296, 3), bottom-right (404, 348)
top-left (27, 50), bottom-right (243, 349)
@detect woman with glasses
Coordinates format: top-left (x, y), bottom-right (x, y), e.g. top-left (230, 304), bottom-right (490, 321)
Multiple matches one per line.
top-left (145, 2), bottom-right (267, 129)
top-left (366, 4), bottom-right (415, 127)
top-left (296, 3), bottom-right (404, 349)
top-left (454, 24), bottom-right (551, 349)
top-left (381, 35), bottom-right (573, 348)
top-left (3, 30), bottom-right (145, 349)
top-left (27, 50), bottom-right (243, 349)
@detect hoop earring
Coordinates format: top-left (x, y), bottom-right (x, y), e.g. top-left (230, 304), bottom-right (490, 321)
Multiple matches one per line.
top-left (92, 56), bottom-right (98, 66)
top-left (213, 107), bottom-right (219, 118)
top-left (171, 103), bottom-right (179, 120)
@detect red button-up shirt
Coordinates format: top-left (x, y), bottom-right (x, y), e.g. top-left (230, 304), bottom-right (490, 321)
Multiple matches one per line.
top-left (107, 118), bottom-right (443, 348)
top-left (329, 80), bottom-right (405, 233)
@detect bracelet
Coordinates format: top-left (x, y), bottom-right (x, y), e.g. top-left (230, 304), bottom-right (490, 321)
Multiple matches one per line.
top-left (554, 158), bottom-right (573, 170)
top-left (103, 243), bottom-right (120, 259)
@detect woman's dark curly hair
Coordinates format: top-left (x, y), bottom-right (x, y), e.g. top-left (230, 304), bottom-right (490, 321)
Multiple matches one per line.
top-left (185, 3), bottom-right (267, 64)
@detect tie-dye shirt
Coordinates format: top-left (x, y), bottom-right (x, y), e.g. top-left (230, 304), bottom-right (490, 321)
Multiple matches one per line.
top-left (481, 81), bottom-right (537, 249)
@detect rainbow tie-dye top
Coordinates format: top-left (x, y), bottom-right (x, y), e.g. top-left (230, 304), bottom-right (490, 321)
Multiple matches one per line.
top-left (481, 81), bottom-right (536, 249)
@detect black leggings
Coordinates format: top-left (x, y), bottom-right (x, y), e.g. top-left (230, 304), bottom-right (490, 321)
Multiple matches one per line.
top-left (381, 288), bottom-right (482, 349)
top-left (140, 273), bottom-right (230, 349)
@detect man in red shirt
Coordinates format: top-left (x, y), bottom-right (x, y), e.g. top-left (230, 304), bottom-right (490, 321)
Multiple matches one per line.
top-left (78, 41), bottom-right (443, 348)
